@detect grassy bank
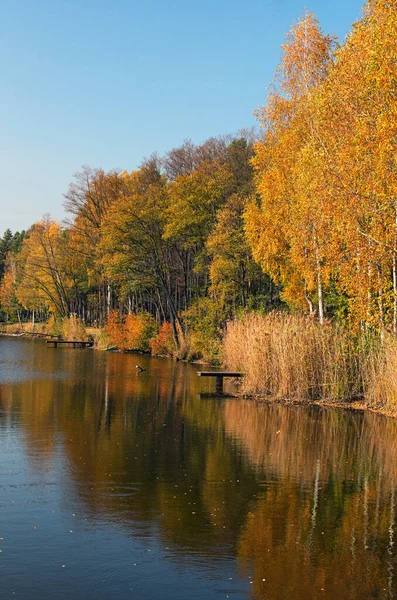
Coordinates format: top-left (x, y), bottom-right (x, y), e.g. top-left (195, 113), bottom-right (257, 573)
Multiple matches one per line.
top-left (0, 316), bottom-right (89, 341)
top-left (0, 321), bottom-right (49, 335)
top-left (223, 312), bottom-right (397, 413)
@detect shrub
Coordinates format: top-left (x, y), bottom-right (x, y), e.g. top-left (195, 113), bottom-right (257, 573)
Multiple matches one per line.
top-left (124, 312), bottom-right (157, 352)
top-left (149, 322), bottom-right (177, 357)
top-left (183, 297), bottom-right (224, 363)
top-left (105, 310), bottom-right (157, 352)
top-left (95, 328), bottom-right (112, 350)
top-left (105, 310), bottom-right (125, 348)
top-left (62, 314), bottom-right (88, 341)
top-left (46, 315), bottom-right (63, 337)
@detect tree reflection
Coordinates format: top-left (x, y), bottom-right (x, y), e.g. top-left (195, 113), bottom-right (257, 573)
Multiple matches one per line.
top-left (224, 401), bottom-right (397, 598)
top-left (1, 340), bottom-right (397, 598)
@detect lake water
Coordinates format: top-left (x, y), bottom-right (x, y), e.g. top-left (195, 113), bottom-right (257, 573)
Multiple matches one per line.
top-left (0, 337), bottom-right (397, 599)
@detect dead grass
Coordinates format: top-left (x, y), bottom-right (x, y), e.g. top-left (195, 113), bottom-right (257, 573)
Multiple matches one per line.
top-left (362, 334), bottom-right (397, 410)
top-left (0, 321), bottom-right (47, 335)
top-left (223, 312), bottom-right (397, 409)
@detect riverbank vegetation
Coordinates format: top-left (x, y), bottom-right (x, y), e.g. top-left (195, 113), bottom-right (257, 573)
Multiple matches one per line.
top-left (224, 312), bottom-right (397, 412)
top-left (1, 0), bottom-right (397, 407)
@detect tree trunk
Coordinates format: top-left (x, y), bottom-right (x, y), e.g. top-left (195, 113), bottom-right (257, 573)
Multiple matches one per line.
top-left (393, 253), bottom-right (397, 335)
top-left (304, 288), bottom-right (314, 315)
top-left (377, 264), bottom-right (385, 338)
top-left (393, 204), bottom-right (397, 335)
top-left (367, 262), bottom-right (372, 330)
top-left (314, 235), bottom-right (324, 325)
top-left (107, 284), bottom-right (112, 315)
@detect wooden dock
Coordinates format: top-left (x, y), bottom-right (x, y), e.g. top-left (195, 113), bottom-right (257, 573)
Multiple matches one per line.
top-left (46, 340), bottom-right (94, 348)
top-left (197, 371), bottom-right (244, 394)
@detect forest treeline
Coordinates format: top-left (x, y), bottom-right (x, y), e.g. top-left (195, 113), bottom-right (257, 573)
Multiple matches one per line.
top-left (0, 133), bottom-right (275, 359)
top-left (1, 0), bottom-right (396, 363)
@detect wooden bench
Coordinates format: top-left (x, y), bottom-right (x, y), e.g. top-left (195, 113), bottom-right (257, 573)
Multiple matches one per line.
top-left (197, 371), bottom-right (244, 394)
top-left (46, 340), bottom-right (94, 348)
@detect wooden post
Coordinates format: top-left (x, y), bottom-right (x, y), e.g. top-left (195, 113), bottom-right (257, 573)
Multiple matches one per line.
top-left (215, 376), bottom-right (223, 394)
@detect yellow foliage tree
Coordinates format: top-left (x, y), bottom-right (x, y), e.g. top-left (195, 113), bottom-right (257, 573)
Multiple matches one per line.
top-left (16, 218), bottom-right (72, 317)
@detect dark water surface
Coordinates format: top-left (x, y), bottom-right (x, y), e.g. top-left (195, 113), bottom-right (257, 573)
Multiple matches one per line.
top-left (1, 337), bottom-right (397, 599)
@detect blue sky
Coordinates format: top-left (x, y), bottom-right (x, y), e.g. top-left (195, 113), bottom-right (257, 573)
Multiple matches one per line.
top-left (1, 0), bottom-right (363, 233)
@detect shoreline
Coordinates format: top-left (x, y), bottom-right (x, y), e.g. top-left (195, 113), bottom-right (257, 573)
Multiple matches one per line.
top-left (228, 393), bottom-right (397, 419)
top-left (2, 328), bottom-right (396, 420)
top-left (0, 328), bottom-right (213, 365)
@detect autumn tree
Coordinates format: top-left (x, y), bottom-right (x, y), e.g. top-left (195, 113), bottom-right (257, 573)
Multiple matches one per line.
top-left (63, 166), bottom-right (125, 324)
top-left (0, 254), bottom-right (23, 323)
top-left (101, 160), bottom-right (186, 348)
top-left (247, 12), bottom-right (336, 321)
top-left (17, 218), bottom-right (72, 317)
top-left (312, 0), bottom-right (397, 331)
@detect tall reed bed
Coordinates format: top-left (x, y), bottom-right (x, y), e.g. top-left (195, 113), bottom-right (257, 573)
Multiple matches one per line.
top-left (223, 312), bottom-right (397, 410)
top-left (362, 334), bottom-right (397, 410)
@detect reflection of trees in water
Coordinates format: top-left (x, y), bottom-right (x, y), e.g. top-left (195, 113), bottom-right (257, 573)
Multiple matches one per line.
top-left (97, 375), bottom-right (114, 433)
top-left (0, 345), bottom-right (258, 558)
top-left (223, 401), bottom-right (397, 598)
top-left (237, 481), bottom-right (396, 599)
top-left (2, 341), bottom-right (397, 597)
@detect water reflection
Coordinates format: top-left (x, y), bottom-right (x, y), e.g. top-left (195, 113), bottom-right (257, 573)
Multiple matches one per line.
top-left (224, 401), bottom-right (397, 598)
top-left (0, 337), bottom-right (396, 599)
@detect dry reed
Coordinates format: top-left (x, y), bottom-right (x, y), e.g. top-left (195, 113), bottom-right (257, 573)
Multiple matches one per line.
top-left (223, 312), bottom-right (397, 409)
top-left (62, 314), bottom-right (88, 341)
top-left (361, 333), bottom-right (397, 410)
